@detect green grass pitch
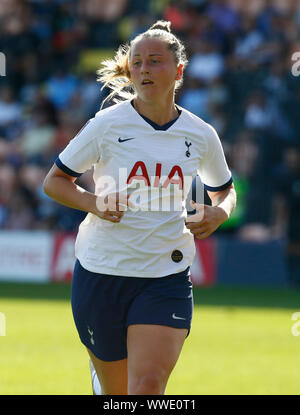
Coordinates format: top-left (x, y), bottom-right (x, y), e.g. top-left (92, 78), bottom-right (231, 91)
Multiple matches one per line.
top-left (0, 282), bottom-right (300, 395)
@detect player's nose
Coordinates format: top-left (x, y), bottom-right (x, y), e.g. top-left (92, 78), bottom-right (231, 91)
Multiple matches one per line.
top-left (140, 62), bottom-right (150, 74)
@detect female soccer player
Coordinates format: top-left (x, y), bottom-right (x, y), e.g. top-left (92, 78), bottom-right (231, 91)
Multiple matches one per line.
top-left (43, 20), bottom-right (236, 395)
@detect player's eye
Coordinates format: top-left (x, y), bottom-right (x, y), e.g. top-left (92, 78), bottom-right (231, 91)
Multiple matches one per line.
top-left (133, 61), bottom-right (141, 66)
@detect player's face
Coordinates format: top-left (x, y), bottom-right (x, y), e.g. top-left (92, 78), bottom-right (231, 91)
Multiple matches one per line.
top-left (129, 37), bottom-right (182, 102)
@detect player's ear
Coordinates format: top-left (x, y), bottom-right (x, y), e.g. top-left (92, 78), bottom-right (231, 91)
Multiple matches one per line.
top-left (175, 64), bottom-right (183, 81)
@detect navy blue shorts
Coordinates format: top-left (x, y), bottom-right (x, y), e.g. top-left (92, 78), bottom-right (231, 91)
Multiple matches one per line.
top-left (71, 260), bottom-right (194, 362)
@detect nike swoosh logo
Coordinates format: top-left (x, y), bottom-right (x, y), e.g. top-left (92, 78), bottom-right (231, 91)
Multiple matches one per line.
top-left (118, 137), bottom-right (136, 143)
top-left (172, 313), bottom-right (186, 320)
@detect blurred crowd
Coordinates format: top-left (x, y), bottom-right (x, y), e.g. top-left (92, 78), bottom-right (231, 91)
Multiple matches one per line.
top-left (0, 0), bottom-right (300, 282)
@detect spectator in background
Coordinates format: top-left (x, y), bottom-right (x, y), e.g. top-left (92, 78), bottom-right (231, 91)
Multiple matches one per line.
top-left (4, 188), bottom-right (36, 230)
top-left (0, 1), bottom-right (40, 92)
top-left (178, 77), bottom-right (210, 119)
top-left (206, 103), bottom-right (228, 137)
top-left (219, 130), bottom-right (258, 236)
top-left (0, 86), bottom-right (22, 140)
top-left (295, 1), bottom-right (300, 29)
top-left (186, 40), bottom-right (224, 84)
top-left (257, 0), bottom-right (279, 38)
top-left (80, 72), bottom-right (104, 118)
top-left (263, 60), bottom-right (290, 103)
top-left (187, 13), bottom-right (224, 53)
top-left (25, 88), bottom-right (58, 127)
top-left (45, 68), bottom-right (79, 110)
top-left (19, 163), bottom-right (59, 230)
top-left (64, 91), bottom-right (88, 125)
top-left (0, 163), bottom-right (17, 228)
top-left (120, 14), bottom-right (155, 42)
top-left (163, 0), bottom-right (190, 33)
top-left (186, 0), bottom-right (208, 11)
top-left (206, 76), bottom-right (228, 125)
top-left (244, 89), bottom-right (273, 131)
top-left (178, 75), bottom-right (228, 126)
top-left (52, 110), bottom-right (80, 157)
top-left (255, 7), bottom-right (290, 65)
top-left (234, 13), bottom-right (265, 65)
top-left (18, 52), bottom-right (42, 104)
top-left (78, 0), bottom-right (128, 22)
top-left (4, 163), bottom-right (42, 230)
top-left (206, 0), bottom-right (240, 36)
top-left (78, 0), bottom-right (128, 47)
top-left (257, 2), bottom-right (289, 42)
top-left (18, 109), bottom-right (56, 165)
top-left (243, 89), bottom-right (294, 141)
top-left (272, 145), bottom-right (300, 285)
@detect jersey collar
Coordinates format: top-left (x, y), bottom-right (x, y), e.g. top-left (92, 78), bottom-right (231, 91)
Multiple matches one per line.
top-left (130, 100), bottom-right (182, 131)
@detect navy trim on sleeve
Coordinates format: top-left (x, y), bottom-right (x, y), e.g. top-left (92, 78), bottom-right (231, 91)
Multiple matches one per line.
top-left (55, 157), bottom-right (82, 178)
top-left (204, 176), bottom-right (233, 192)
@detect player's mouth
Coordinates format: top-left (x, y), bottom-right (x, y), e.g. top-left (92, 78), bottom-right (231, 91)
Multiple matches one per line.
top-left (141, 79), bottom-right (154, 86)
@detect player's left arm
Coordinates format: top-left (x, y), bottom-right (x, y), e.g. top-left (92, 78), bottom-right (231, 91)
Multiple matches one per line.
top-left (185, 183), bottom-right (236, 240)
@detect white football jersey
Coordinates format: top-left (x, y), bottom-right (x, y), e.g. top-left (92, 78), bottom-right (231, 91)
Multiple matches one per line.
top-left (57, 100), bottom-right (232, 278)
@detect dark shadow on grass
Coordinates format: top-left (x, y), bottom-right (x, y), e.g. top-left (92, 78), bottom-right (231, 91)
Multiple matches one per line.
top-left (0, 281), bottom-right (299, 309)
top-left (0, 282), bottom-right (71, 301)
top-left (193, 285), bottom-right (300, 309)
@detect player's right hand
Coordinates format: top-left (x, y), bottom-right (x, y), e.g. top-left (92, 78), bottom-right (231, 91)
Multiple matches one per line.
top-left (94, 192), bottom-right (134, 223)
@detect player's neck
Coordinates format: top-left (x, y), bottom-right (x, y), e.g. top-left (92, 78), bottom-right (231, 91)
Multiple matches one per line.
top-left (133, 96), bottom-right (179, 126)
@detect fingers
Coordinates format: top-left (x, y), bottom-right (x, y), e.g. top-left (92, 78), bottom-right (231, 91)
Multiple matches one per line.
top-left (99, 205), bottom-right (124, 223)
top-left (96, 191), bottom-right (134, 223)
top-left (185, 220), bottom-right (205, 230)
top-left (97, 193), bottom-right (125, 212)
top-left (185, 213), bottom-right (205, 224)
top-left (186, 221), bottom-right (212, 239)
top-left (186, 201), bottom-right (205, 223)
top-left (104, 192), bottom-right (135, 212)
top-left (101, 211), bottom-right (124, 223)
top-left (194, 230), bottom-right (212, 240)
top-left (190, 200), bottom-right (205, 211)
top-left (186, 223), bottom-right (209, 234)
top-left (114, 193), bottom-right (129, 211)
top-left (185, 202), bottom-right (212, 239)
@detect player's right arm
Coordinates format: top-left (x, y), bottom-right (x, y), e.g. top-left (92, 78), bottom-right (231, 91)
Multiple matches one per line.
top-left (43, 165), bottom-right (126, 223)
top-left (43, 163), bottom-right (97, 215)
top-left (43, 115), bottom-right (130, 223)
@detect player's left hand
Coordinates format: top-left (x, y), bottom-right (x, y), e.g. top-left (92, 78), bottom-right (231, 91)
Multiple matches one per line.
top-left (185, 200), bottom-right (228, 240)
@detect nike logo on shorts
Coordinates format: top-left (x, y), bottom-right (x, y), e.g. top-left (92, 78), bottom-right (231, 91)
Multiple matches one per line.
top-left (172, 313), bottom-right (186, 320)
top-left (118, 137), bottom-right (136, 143)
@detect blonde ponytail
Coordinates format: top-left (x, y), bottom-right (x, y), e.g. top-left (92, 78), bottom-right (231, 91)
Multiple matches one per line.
top-left (96, 44), bottom-right (135, 108)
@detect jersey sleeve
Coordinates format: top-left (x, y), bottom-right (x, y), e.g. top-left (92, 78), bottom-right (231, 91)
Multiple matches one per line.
top-left (197, 124), bottom-right (232, 191)
top-left (55, 116), bottom-right (103, 177)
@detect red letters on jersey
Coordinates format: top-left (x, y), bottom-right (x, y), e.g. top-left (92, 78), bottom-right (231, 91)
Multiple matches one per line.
top-left (127, 161), bottom-right (184, 190)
